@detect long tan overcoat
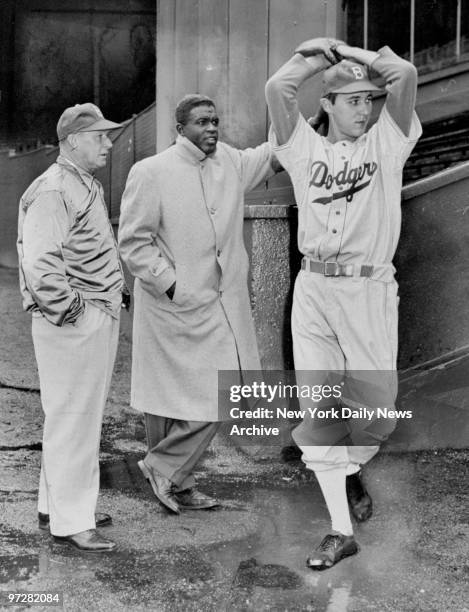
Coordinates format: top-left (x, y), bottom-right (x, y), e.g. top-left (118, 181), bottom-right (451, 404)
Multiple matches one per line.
top-left (118, 135), bottom-right (272, 421)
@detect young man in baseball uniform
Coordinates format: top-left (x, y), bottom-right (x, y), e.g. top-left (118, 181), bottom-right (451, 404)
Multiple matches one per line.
top-left (266, 39), bottom-right (421, 569)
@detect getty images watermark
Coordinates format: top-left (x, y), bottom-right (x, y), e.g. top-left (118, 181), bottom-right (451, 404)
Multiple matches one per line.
top-left (217, 370), bottom-right (413, 443)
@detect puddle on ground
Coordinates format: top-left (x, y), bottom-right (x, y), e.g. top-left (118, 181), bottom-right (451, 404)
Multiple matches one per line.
top-left (0, 554), bottom-right (39, 582)
top-left (0, 525), bottom-right (41, 583)
top-left (100, 458), bottom-right (360, 609)
top-left (1, 360), bottom-right (467, 608)
top-left (0, 457), bottom-right (362, 610)
top-left (100, 454), bottom-right (146, 496)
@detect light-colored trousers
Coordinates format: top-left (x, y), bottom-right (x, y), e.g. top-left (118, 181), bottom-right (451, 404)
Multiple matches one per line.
top-left (32, 303), bottom-right (119, 536)
top-left (291, 270), bottom-right (398, 472)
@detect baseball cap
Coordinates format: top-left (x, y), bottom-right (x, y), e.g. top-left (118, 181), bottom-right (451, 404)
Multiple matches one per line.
top-left (322, 60), bottom-right (382, 95)
top-left (57, 103), bottom-right (122, 141)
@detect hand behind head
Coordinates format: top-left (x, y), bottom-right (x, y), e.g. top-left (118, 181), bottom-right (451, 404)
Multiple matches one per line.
top-left (295, 38), bottom-right (345, 64)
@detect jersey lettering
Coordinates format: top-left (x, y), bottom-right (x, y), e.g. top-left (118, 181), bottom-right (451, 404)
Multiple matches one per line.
top-left (309, 160), bottom-right (378, 204)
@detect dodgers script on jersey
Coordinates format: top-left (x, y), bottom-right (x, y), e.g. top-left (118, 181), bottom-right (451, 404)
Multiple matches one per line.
top-left (271, 106), bottom-right (421, 272)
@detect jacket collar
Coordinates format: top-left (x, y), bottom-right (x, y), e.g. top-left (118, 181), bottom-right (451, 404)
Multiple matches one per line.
top-left (175, 135), bottom-right (216, 163)
top-left (56, 154), bottom-right (95, 191)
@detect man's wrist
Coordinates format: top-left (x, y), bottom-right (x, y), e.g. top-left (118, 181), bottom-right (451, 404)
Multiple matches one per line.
top-left (295, 52), bottom-right (330, 73)
top-left (335, 44), bottom-right (380, 67)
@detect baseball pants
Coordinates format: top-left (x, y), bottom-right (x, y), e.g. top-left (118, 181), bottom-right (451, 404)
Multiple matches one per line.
top-left (33, 303), bottom-right (119, 536)
top-left (291, 269), bottom-right (398, 472)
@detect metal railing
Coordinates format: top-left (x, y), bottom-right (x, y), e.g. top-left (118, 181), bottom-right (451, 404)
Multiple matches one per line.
top-left (359, 0), bottom-right (468, 72)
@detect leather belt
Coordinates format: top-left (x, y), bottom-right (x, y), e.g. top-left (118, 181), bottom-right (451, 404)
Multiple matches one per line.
top-left (301, 258), bottom-right (374, 278)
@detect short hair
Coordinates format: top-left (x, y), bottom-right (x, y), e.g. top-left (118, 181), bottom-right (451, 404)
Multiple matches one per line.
top-left (175, 94), bottom-right (216, 125)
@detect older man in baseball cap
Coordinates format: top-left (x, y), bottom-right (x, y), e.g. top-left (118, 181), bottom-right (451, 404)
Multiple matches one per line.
top-left (17, 103), bottom-right (126, 552)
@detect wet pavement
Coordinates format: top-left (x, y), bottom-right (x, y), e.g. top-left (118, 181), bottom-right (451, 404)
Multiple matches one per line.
top-left (1, 266), bottom-right (469, 611)
top-left (1, 447), bottom-right (468, 611)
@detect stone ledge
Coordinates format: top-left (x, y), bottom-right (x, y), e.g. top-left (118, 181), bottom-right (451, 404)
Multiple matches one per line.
top-left (402, 160), bottom-right (469, 200)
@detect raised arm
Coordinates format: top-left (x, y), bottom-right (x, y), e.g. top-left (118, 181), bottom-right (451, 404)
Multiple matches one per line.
top-left (334, 44), bottom-right (418, 137)
top-left (238, 142), bottom-right (275, 193)
top-left (265, 38), bottom-right (339, 146)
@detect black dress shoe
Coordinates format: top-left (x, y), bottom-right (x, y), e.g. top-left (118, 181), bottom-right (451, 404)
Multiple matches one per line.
top-left (174, 488), bottom-right (220, 510)
top-left (38, 512), bottom-right (112, 531)
top-left (137, 460), bottom-right (180, 514)
top-left (54, 529), bottom-right (116, 552)
top-left (346, 471), bottom-right (373, 522)
top-left (306, 533), bottom-right (359, 570)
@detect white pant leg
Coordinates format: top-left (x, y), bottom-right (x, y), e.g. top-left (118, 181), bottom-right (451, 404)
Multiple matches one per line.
top-left (292, 272), bottom-right (351, 471)
top-left (32, 304), bottom-right (119, 536)
top-left (333, 278), bottom-right (399, 469)
top-left (291, 274), bottom-right (398, 472)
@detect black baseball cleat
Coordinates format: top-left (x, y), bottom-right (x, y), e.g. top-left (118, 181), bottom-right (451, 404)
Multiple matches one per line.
top-left (346, 471), bottom-right (373, 522)
top-left (306, 533), bottom-right (359, 570)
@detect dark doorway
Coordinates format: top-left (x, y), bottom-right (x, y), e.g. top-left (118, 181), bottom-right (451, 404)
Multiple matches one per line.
top-left (0, 0), bottom-right (156, 147)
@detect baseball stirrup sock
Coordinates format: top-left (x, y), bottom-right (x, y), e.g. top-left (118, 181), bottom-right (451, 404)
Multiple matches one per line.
top-left (315, 467), bottom-right (353, 536)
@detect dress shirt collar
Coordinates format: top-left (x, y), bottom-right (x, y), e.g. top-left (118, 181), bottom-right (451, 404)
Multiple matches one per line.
top-left (56, 154), bottom-right (95, 191)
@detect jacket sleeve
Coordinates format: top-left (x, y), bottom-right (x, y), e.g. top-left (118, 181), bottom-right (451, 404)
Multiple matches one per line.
top-left (265, 53), bottom-right (328, 146)
top-left (371, 46), bottom-right (418, 137)
top-left (118, 161), bottom-right (176, 297)
top-left (21, 191), bottom-right (84, 326)
top-left (239, 142), bottom-right (276, 194)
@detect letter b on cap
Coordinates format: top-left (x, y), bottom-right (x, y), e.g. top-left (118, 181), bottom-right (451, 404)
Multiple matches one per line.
top-left (351, 66), bottom-right (364, 79)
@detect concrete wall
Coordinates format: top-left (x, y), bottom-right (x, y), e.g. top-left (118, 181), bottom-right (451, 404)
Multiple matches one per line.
top-left (155, 0), bottom-right (341, 155)
top-left (397, 163), bottom-right (469, 369)
top-left (243, 189), bottom-right (299, 371)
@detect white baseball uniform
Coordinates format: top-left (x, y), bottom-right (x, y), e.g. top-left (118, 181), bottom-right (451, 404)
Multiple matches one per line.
top-left (266, 47), bottom-right (422, 472)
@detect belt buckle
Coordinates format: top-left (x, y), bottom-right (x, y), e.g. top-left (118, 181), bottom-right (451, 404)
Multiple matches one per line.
top-left (324, 262), bottom-right (340, 277)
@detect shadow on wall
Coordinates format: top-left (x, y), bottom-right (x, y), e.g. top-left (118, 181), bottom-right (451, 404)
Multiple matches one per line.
top-left (0, 146), bottom-right (57, 268)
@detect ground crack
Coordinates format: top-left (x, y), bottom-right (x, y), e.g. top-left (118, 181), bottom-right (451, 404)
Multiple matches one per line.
top-left (0, 379), bottom-right (40, 393)
top-left (0, 443), bottom-right (42, 451)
